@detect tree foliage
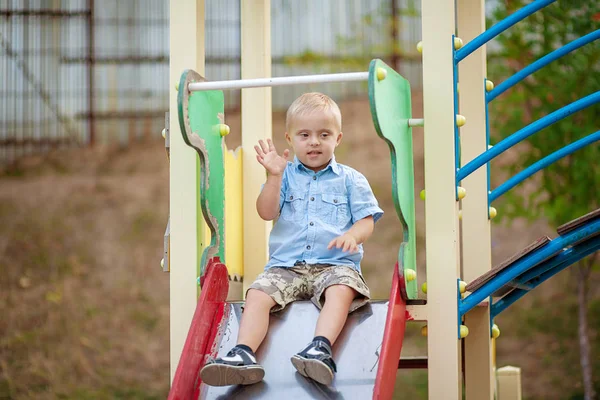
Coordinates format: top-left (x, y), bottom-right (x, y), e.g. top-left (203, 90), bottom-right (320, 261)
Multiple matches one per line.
top-left (488, 2), bottom-right (600, 398)
top-left (487, 0), bottom-right (600, 225)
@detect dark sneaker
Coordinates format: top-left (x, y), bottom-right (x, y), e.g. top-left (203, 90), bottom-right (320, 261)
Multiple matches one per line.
top-left (200, 346), bottom-right (265, 386)
top-left (290, 339), bottom-right (337, 385)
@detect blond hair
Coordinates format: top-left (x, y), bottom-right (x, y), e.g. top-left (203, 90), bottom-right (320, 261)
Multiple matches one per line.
top-left (285, 92), bottom-right (342, 132)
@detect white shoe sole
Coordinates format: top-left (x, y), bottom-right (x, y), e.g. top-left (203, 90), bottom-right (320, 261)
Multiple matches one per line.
top-left (290, 355), bottom-right (334, 385)
top-left (200, 363), bottom-right (265, 386)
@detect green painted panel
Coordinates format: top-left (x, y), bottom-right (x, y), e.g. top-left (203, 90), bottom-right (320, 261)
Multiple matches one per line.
top-left (177, 70), bottom-right (226, 279)
top-left (368, 59), bottom-right (417, 299)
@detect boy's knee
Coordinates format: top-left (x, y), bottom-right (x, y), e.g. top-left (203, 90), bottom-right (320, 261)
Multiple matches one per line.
top-left (245, 289), bottom-right (276, 308)
top-left (324, 284), bottom-right (357, 300)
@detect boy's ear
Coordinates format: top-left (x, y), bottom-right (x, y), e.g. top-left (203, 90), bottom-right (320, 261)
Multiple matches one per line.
top-left (285, 131), bottom-right (292, 146)
top-left (336, 131), bottom-right (343, 146)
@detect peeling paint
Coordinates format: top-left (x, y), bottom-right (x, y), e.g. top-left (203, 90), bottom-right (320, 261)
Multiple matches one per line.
top-left (178, 69), bottom-right (227, 277)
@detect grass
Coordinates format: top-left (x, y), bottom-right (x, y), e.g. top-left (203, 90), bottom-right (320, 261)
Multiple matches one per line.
top-left (126, 210), bottom-right (160, 242)
top-left (394, 370), bottom-right (428, 399)
top-left (0, 141), bottom-right (170, 399)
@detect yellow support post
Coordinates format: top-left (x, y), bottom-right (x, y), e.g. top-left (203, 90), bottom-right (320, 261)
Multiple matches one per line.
top-left (497, 366), bottom-right (523, 400)
top-left (168, 0), bottom-right (205, 383)
top-left (241, 0), bottom-right (272, 295)
top-left (422, 0), bottom-right (462, 397)
top-left (224, 146), bottom-right (244, 298)
top-left (457, 0), bottom-right (494, 398)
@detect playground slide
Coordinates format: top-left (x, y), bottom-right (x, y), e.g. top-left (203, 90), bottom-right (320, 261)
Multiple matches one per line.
top-left (199, 301), bottom-right (389, 399)
top-left (168, 259), bottom-right (409, 400)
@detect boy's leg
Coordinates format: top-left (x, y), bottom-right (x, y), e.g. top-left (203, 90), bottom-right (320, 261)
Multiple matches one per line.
top-left (291, 265), bottom-right (370, 385)
top-left (314, 284), bottom-right (357, 344)
top-left (200, 289), bottom-right (274, 387)
top-left (202, 267), bottom-right (304, 387)
top-left (237, 289), bottom-right (277, 351)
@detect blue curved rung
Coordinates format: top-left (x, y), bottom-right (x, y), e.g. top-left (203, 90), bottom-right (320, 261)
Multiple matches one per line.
top-left (457, 91), bottom-right (600, 182)
top-left (459, 217), bottom-right (600, 316)
top-left (488, 29), bottom-right (600, 102)
top-left (491, 235), bottom-right (600, 319)
top-left (490, 130), bottom-right (600, 203)
top-left (455, 0), bottom-right (556, 63)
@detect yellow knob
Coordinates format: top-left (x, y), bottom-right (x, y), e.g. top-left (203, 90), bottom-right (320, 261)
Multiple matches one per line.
top-left (454, 37), bottom-right (464, 50)
top-left (421, 325), bottom-right (428, 337)
top-left (219, 124), bottom-right (231, 137)
top-left (421, 282), bottom-right (427, 294)
top-left (489, 206), bottom-right (497, 219)
top-left (376, 67), bottom-right (387, 81)
top-left (405, 269), bottom-right (416, 282)
top-left (460, 325), bottom-right (469, 338)
top-left (420, 189), bottom-right (426, 200)
top-left (175, 82), bottom-right (180, 91)
top-left (485, 79), bottom-right (495, 92)
top-left (161, 128), bottom-right (166, 139)
top-left (459, 280), bottom-right (467, 294)
top-left (456, 114), bottom-right (466, 127)
top-left (160, 258), bottom-right (164, 269)
top-left (416, 41), bottom-right (423, 53)
top-left (492, 324), bottom-right (501, 339)
top-left (457, 186), bottom-right (467, 200)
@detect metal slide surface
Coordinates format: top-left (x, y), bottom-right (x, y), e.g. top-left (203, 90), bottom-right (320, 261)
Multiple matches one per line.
top-left (199, 301), bottom-right (388, 399)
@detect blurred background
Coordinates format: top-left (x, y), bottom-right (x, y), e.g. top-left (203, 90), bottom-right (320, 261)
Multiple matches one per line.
top-left (0, 0), bottom-right (598, 399)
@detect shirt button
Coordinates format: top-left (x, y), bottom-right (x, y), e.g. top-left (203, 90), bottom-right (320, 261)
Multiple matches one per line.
top-left (333, 199), bottom-right (338, 203)
top-left (309, 222), bottom-right (314, 226)
top-left (312, 176), bottom-right (316, 180)
top-left (306, 245), bottom-right (311, 250)
top-left (310, 197), bottom-right (314, 201)
top-left (290, 195), bottom-right (294, 200)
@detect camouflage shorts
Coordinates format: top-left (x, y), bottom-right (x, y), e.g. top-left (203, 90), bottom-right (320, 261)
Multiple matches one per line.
top-left (248, 264), bottom-right (370, 313)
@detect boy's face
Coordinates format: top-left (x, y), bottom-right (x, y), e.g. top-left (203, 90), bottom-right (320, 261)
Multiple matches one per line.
top-left (285, 110), bottom-right (342, 172)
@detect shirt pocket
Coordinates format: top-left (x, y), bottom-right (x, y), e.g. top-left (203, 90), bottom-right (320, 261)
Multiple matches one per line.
top-left (280, 190), bottom-right (306, 222)
top-left (319, 193), bottom-right (351, 227)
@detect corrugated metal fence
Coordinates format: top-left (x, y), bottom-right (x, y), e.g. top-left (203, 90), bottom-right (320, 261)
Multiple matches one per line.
top-left (1, 0), bottom-right (91, 162)
top-left (0, 0), bottom-right (422, 164)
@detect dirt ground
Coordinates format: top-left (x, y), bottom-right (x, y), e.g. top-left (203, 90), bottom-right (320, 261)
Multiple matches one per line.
top-left (0, 94), bottom-right (597, 399)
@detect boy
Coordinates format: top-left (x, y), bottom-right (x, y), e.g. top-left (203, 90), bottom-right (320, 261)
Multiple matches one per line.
top-left (201, 92), bottom-right (383, 387)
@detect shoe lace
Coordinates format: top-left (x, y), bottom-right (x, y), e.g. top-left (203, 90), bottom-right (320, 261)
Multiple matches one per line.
top-left (228, 347), bottom-right (245, 357)
top-left (313, 340), bottom-right (332, 355)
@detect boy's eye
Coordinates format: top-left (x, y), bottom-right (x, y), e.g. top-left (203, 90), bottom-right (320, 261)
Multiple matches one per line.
top-left (321, 133), bottom-right (329, 138)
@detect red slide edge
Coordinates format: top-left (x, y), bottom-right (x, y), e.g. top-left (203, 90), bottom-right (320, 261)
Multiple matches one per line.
top-left (372, 262), bottom-right (408, 400)
top-left (168, 258), bottom-right (230, 400)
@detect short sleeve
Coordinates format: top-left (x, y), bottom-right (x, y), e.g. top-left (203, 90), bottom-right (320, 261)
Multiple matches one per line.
top-left (347, 171), bottom-right (384, 224)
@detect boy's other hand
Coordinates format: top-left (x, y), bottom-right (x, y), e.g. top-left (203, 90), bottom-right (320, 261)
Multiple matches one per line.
top-left (254, 138), bottom-right (290, 176)
top-left (327, 233), bottom-right (358, 253)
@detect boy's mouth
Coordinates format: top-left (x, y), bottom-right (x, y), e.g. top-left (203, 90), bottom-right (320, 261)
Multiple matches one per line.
top-left (307, 151), bottom-right (321, 155)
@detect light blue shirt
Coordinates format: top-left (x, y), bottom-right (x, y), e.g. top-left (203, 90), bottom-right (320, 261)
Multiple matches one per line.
top-left (265, 156), bottom-right (383, 272)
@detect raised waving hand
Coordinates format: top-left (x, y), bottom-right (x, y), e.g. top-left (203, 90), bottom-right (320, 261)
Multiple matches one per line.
top-left (254, 138), bottom-right (290, 176)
